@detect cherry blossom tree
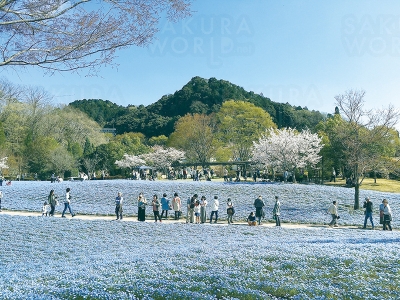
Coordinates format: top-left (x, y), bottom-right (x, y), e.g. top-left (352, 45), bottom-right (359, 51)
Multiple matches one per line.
top-left (0, 0), bottom-right (191, 73)
top-left (141, 146), bottom-right (185, 173)
top-left (115, 154), bottom-right (145, 169)
top-left (252, 128), bottom-right (323, 183)
top-left (0, 157), bottom-right (8, 169)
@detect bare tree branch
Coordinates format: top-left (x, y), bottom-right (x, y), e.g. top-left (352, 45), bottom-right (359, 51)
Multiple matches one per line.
top-left (0, 0), bottom-right (192, 73)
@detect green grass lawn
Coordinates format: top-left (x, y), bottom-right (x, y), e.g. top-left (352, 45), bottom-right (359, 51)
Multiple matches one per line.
top-left (324, 177), bottom-right (400, 193)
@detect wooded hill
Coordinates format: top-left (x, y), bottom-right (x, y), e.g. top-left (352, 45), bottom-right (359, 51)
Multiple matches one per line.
top-left (69, 76), bottom-right (327, 137)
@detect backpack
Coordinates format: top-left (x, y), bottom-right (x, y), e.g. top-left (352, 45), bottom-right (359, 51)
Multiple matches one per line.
top-left (227, 207), bottom-right (235, 215)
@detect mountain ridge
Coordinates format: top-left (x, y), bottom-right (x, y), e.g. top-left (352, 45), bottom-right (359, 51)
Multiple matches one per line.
top-left (69, 76), bottom-right (327, 137)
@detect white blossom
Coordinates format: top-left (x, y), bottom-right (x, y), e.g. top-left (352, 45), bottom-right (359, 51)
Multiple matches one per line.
top-left (141, 146), bottom-right (185, 171)
top-left (252, 128), bottom-right (323, 175)
top-left (0, 157), bottom-right (8, 169)
top-left (115, 154), bottom-right (145, 169)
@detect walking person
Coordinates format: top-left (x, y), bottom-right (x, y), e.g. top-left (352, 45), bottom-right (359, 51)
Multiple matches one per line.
top-left (379, 200), bottom-right (385, 228)
top-left (226, 198), bottom-right (235, 224)
top-left (382, 199), bottom-right (393, 231)
top-left (48, 189), bottom-right (58, 216)
top-left (200, 196), bottom-right (207, 223)
top-left (172, 192), bottom-right (181, 220)
top-left (272, 196), bottom-right (281, 227)
top-left (160, 193), bottom-right (170, 220)
top-left (115, 192), bottom-right (123, 220)
top-left (363, 197), bottom-right (374, 229)
top-left (223, 168), bottom-right (228, 182)
top-left (253, 195), bottom-right (265, 225)
top-left (327, 200), bottom-right (338, 227)
top-left (42, 201), bottom-right (50, 216)
top-left (209, 196), bottom-right (219, 224)
top-left (137, 193), bottom-right (147, 221)
top-left (186, 194), bottom-right (197, 224)
top-left (152, 194), bottom-right (162, 222)
top-left (61, 187), bottom-right (75, 218)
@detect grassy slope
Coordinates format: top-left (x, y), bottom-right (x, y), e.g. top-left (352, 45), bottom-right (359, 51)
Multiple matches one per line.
top-left (324, 178), bottom-right (400, 193)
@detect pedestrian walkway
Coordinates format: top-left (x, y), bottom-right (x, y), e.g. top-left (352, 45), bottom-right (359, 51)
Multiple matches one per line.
top-left (0, 209), bottom-right (382, 230)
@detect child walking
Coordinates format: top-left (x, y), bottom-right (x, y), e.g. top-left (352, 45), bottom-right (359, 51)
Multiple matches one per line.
top-left (42, 201), bottom-right (50, 216)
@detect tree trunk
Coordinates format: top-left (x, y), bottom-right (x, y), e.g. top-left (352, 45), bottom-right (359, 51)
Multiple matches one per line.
top-left (292, 168), bottom-right (297, 183)
top-left (374, 170), bottom-right (377, 184)
top-left (354, 182), bottom-right (360, 210)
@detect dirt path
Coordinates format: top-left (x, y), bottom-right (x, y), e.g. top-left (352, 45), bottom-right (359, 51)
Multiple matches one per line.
top-left (0, 209), bottom-right (373, 230)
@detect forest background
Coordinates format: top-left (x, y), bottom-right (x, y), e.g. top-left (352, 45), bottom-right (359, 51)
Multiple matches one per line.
top-left (1, 75), bottom-right (399, 190)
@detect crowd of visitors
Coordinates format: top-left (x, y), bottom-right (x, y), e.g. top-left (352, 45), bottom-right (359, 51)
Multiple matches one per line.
top-left (0, 187), bottom-right (395, 231)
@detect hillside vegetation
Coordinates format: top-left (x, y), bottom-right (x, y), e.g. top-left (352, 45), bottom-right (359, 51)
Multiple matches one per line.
top-left (69, 76), bottom-right (327, 137)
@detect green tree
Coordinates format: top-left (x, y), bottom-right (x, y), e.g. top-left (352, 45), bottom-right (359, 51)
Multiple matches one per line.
top-left (148, 135), bottom-right (168, 146)
top-left (316, 113), bottom-right (347, 180)
top-left (25, 136), bottom-right (59, 176)
top-left (168, 114), bottom-right (218, 166)
top-left (90, 133), bottom-right (149, 175)
top-left (48, 147), bottom-right (77, 178)
top-left (216, 100), bottom-right (276, 161)
top-left (0, 121), bottom-right (6, 151)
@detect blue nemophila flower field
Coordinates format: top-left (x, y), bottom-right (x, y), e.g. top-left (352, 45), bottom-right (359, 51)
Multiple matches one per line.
top-left (0, 214), bottom-right (399, 299)
top-left (1, 180), bottom-right (398, 226)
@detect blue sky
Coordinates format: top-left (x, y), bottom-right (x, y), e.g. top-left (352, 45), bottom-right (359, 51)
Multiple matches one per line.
top-left (2, 0), bottom-right (400, 117)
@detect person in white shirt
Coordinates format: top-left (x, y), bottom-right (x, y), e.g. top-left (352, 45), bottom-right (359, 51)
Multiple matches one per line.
top-left (194, 200), bottom-right (201, 224)
top-left (209, 196), bottom-right (219, 224)
top-left (61, 187), bottom-right (75, 218)
top-left (327, 200), bottom-right (338, 227)
top-left (382, 199), bottom-right (393, 231)
top-left (42, 201), bottom-right (51, 216)
top-left (200, 196), bottom-right (207, 223)
top-left (172, 192), bottom-right (181, 220)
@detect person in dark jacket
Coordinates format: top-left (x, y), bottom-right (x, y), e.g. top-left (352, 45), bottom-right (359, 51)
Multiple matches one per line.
top-left (253, 195), bottom-right (265, 225)
top-left (115, 192), bottom-right (123, 220)
top-left (152, 194), bottom-right (162, 222)
top-left (272, 196), bottom-right (281, 227)
top-left (363, 197), bottom-right (374, 229)
top-left (247, 212), bottom-right (257, 226)
top-left (137, 193), bottom-right (147, 221)
top-left (48, 189), bottom-right (58, 216)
